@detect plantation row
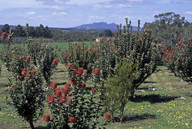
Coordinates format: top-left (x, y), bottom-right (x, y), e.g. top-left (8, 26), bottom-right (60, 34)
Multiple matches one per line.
top-left (0, 19), bottom-right (192, 129)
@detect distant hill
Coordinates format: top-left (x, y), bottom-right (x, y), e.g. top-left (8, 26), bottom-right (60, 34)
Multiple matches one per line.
top-left (71, 22), bottom-right (138, 31)
top-left (0, 22), bottom-right (138, 32)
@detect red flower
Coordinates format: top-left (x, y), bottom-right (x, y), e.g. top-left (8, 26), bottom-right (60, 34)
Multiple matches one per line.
top-left (91, 88), bottom-right (96, 93)
top-left (1, 32), bottom-right (6, 38)
top-left (104, 113), bottom-right (112, 119)
top-left (21, 68), bottom-right (27, 74)
top-left (62, 88), bottom-right (69, 94)
top-left (43, 114), bottom-right (50, 122)
top-left (59, 96), bottom-right (66, 103)
top-left (11, 84), bottom-right (15, 87)
top-left (27, 71), bottom-right (32, 77)
top-left (26, 56), bottom-right (30, 62)
top-left (52, 58), bottom-right (59, 65)
top-left (55, 90), bottom-right (61, 97)
top-left (55, 58), bottom-right (59, 62)
top-left (47, 95), bottom-right (55, 104)
top-left (50, 82), bottom-right (57, 89)
top-left (80, 83), bottom-right (86, 88)
top-left (71, 80), bottom-right (77, 85)
top-left (78, 68), bottom-right (84, 74)
top-left (52, 60), bottom-right (57, 65)
top-left (190, 37), bottom-right (192, 40)
top-left (54, 87), bottom-right (60, 91)
top-left (93, 68), bottom-right (100, 74)
top-left (68, 117), bottom-right (77, 122)
top-left (66, 97), bottom-right (72, 104)
top-left (177, 37), bottom-right (180, 41)
top-left (65, 83), bottom-right (71, 89)
top-left (70, 69), bottom-right (77, 75)
top-left (32, 71), bottom-right (36, 74)
top-left (18, 76), bottom-right (24, 81)
top-left (66, 63), bottom-right (72, 68)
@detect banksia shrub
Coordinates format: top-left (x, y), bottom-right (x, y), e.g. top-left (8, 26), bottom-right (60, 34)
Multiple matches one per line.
top-left (10, 65), bottom-right (45, 129)
top-left (97, 18), bottom-right (157, 96)
top-left (160, 37), bottom-right (192, 83)
top-left (27, 40), bottom-right (58, 84)
top-left (45, 68), bottom-right (105, 129)
top-left (59, 42), bottom-right (100, 75)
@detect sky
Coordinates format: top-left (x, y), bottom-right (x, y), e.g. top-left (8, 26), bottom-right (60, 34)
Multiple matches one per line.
top-left (0, 0), bottom-right (192, 28)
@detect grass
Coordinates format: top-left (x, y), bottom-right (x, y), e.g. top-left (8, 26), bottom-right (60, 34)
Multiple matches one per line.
top-left (0, 64), bottom-right (192, 129)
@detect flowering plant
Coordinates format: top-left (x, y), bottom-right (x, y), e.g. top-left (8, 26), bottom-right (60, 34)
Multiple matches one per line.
top-left (44, 67), bottom-right (105, 129)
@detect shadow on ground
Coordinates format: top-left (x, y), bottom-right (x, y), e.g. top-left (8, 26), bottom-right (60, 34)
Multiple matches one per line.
top-left (35, 126), bottom-right (49, 129)
top-left (130, 94), bottom-right (178, 104)
top-left (113, 113), bottom-right (156, 123)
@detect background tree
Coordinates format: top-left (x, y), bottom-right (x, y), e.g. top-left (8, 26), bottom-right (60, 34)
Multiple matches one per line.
top-left (14, 24), bottom-right (26, 37)
top-left (2, 24), bottom-right (10, 33)
top-left (147, 12), bottom-right (192, 45)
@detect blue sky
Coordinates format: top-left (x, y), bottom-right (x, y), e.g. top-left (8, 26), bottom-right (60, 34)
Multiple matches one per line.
top-left (0, 0), bottom-right (192, 28)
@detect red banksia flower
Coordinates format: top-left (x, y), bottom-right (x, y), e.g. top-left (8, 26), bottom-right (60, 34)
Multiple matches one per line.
top-left (62, 88), bottom-right (69, 94)
top-left (55, 58), bottom-right (59, 62)
top-left (65, 83), bottom-right (71, 89)
top-left (78, 68), bottom-right (84, 74)
top-left (32, 71), bottom-right (36, 74)
top-left (71, 80), bottom-right (77, 85)
top-left (21, 68), bottom-right (27, 74)
top-left (93, 68), bottom-right (100, 74)
top-left (59, 96), bottom-right (66, 103)
top-left (66, 97), bottom-right (72, 104)
top-left (80, 83), bottom-right (86, 88)
top-left (1, 32), bottom-right (6, 38)
top-left (43, 114), bottom-right (50, 122)
top-left (177, 37), bottom-right (180, 41)
top-left (68, 116), bottom-right (77, 122)
top-left (104, 113), bottom-right (112, 119)
top-left (55, 90), bottom-right (61, 97)
top-left (18, 76), bottom-right (24, 81)
top-left (52, 60), bottom-right (57, 65)
top-left (91, 88), bottom-right (96, 93)
top-left (50, 82), bottom-right (57, 89)
top-left (66, 63), bottom-right (72, 68)
top-left (70, 69), bottom-right (77, 75)
top-left (26, 56), bottom-right (30, 62)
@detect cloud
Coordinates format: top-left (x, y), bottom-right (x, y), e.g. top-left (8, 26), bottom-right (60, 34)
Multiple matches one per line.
top-left (185, 11), bottom-right (192, 15)
top-left (127, 0), bottom-right (143, 2)
top-left (52, 12), bottom-right (67, 15)
top-left (88, 16), bottom-right (105, 22)
top-left (0, 0), bottom-right (44, 9)
top-left (117, 4), bottom-right (133, 8)
top-left (26, 11), bottom-right (36, 15)
top-left (66, 0), bottom-right (113, 6)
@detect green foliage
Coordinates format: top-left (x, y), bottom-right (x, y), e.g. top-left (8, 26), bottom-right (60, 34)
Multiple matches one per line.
top-left (104, 60), bottom-right (138, 121)
top-left (59, 42), bottom-right (99, 75)
top-left (27, 39), bottom-right (58, 84)
top-left (96, 19), bottom-right (157, 96)
top-left (160, 38), bottom-right (192, 83)
top-left (10, 67), bottom-right (45, 129)
top-left (51, 29), bottom-right (99, 42)
top-left (46, 68), bottom-right (104, 129)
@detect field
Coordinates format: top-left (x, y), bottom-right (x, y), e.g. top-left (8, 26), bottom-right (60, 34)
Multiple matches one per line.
top-left (0, 62), bottom-right (192, 129)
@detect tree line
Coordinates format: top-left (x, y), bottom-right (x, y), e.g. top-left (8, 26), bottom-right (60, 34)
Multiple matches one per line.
top-left (0, 24), bottom-right (52, 38)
